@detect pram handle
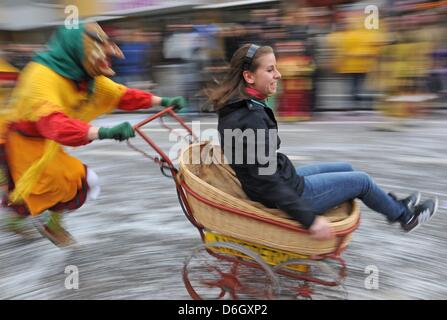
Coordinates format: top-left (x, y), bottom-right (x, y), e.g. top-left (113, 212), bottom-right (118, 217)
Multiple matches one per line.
top-left (132, 106), bottom-right (201, 230)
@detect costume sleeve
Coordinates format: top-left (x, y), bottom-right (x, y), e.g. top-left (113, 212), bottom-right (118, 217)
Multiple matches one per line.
top-left (117, 88), bottom-right (153, 111)
top-left (0, 72), bottom-right (18, 81)
top-left (35, 112), bottom-right (91, 147)
top-left (85, 76), bottom-right (127, 119)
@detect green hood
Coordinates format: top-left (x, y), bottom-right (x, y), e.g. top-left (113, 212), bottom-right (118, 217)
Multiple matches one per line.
top-left (33, 24), bottom-right (90, 82)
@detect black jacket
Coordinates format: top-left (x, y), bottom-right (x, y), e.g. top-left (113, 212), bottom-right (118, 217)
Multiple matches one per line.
top-left (217, 98), bottom-right (317, 228)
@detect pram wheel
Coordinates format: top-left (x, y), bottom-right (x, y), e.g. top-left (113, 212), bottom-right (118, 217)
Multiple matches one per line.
top-left (183, 242), bottom-right (280, 300)
top-left (273, 259), bottom-right (348, 300)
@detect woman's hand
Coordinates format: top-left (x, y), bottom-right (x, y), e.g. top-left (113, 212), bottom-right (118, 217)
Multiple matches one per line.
top-left (309, 216), bottom-right (335, 241)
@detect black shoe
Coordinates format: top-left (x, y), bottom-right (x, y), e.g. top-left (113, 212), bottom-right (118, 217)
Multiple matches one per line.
top-left (389, 192), bottom-right (421, 211)
top-left (401, 198), bottom-right (438, 233)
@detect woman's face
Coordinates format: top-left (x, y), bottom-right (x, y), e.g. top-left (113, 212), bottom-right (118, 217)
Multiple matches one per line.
top-left (245, 53), bottom-right (281, 96)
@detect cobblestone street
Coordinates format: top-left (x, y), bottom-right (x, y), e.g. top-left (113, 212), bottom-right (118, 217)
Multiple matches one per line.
top-left (1, 111), bottom-right (446, 300)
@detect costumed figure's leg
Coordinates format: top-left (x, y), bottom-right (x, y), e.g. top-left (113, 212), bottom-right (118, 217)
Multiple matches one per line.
top-left (34, 211), bottom-right (75, 247)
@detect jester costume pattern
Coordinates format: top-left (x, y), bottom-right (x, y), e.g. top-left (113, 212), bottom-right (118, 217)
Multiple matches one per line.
top-left (0, 23), bottom-right (154, 218)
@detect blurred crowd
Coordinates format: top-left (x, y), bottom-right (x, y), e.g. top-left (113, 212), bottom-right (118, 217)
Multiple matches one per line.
top-left (1, 1), bottom-right (447, 120)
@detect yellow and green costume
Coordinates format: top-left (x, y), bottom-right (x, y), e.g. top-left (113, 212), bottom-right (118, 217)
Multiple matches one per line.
top-left (1, 24), bottom-right (126, 216)
top-left (0, 57), bottom-right (19, 107)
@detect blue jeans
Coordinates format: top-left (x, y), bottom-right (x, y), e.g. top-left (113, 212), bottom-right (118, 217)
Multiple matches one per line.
top-left (296, 162), bottom-right (410, 222)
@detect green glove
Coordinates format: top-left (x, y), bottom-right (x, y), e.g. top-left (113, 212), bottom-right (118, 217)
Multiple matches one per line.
top-left (161, 96), bottom-right (187, 111)
top-left (98, 122), bottom-right (135, 141)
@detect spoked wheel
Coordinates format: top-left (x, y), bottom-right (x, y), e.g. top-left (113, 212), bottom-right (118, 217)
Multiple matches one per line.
top-left (183, 242), bottom-right (280, 300)
top-left (273, 259), bottom-right (348, 300)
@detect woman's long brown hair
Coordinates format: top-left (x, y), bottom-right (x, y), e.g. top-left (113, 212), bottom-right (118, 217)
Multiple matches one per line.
top-left (204, 44), bottom-right (273, 110)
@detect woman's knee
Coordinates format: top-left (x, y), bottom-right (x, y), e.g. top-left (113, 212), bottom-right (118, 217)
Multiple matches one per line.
top-left (355, 171), bottom-right (374, 193)
top-left (356, 171), bottom-right (373, 181)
